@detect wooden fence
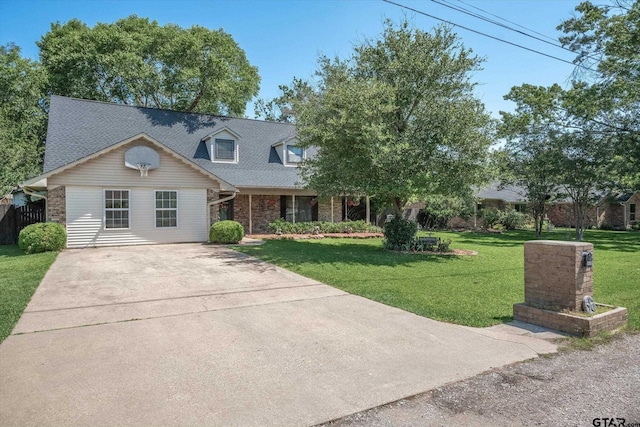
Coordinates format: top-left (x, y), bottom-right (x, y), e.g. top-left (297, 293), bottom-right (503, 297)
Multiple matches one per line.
top-left (0, 202), bottom-right (46, 244)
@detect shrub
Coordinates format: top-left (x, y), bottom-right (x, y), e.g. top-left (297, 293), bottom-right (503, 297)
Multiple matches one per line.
top-left (417, 195), bottom-right (473, 229)
top-left (209, 220), bottom-right (245, 244)
top-left (383, 218), bottom-right (418, 250)
top-left (501, 210), bottom-right (529, 230)
top-left (480, 208), bottom-right (503, 229)
top-left (266, 219), bottom-right (381, 234)
top-left (18, 222), bottom-right (66, 254)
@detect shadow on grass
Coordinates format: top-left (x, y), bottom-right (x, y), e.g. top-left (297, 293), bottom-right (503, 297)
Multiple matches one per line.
top-left (454, 229), bottom-right (640, 252)
top-left (0, 245), bottom-right (25, 258)
top-left (235, 239), bottom-right (464, 268)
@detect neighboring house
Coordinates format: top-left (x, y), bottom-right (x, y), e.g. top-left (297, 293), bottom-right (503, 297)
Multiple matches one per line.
top-left (548, 191), bottom-right (640, 230)
top-left (23, 96), bottom-right (343, 248)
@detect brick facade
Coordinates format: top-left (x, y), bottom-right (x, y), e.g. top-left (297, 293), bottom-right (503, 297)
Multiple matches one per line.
top-left (230, 194), bottom-right (343, 234)
top-left (317, 197), bottom-right (343, 222)
top-left (47, 186), bottom-right (66, 226)
top-left (523, 240), bottom-right (593, 310)
top-left (546, 203), bottom-right (597, 228)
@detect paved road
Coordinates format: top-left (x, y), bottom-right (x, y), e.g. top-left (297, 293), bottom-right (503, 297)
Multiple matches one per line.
top-left (1, 243), bottom-right (558, 426)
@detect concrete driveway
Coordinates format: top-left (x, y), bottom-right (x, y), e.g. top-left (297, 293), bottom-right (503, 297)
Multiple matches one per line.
top-left (0, 243), bottom-right (557, 426)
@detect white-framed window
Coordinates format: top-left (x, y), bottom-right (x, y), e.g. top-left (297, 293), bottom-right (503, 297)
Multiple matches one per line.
top-left (104, 189), bottom-right (130, 229)
top-left (285, 144), bottom-right (304, 164)
top-left (213, 138), bottom-right (237, 162)
top-left (630, 203), bottom-right (636, 221)
top-left (155, 190), bottom-right (178, 228)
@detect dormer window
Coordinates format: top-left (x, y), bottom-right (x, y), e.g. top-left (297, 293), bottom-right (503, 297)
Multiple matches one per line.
top-left (213, 138), bottom-right (237, 163)
top-left (285, 144), bottom-right (304, 165)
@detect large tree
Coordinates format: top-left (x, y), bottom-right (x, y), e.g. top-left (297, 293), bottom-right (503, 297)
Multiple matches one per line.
top-left (277, 21), bottom-right (493, 213)
top-left (500, 84), bottom-right (614, 240)
top-left (0, 44), bottom-right (48, 196)
top-left (558, 0), bottom-right (640, 188)
top-left (38, 16), bottom-right (260, 115)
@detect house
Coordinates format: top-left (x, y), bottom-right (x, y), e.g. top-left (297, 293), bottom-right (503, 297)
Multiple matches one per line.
top-left (547, 191), bottom-right (640, 230)
top-left (23, 96), bottom-right (345, 248)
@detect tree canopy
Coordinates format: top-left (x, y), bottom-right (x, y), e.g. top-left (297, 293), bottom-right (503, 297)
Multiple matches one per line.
top-left (499, 1), bottom-right (639, 239)
top-left (0, 44), bottom-right (48, 196)
top-left (38, 15), bottom-right (260, 115)
top-left (269, 21), bottom-right (494, 213)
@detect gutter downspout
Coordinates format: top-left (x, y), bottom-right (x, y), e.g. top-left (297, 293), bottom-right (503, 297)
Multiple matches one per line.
top-left (23, 186), bottom-right (48, 220)
top-left (207, 192), bottom-right (238, 237)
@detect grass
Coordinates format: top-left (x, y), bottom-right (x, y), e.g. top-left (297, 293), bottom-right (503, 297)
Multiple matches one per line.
top-left (0, 245), bottom-right (58, 343)
top-left (236, 229), bottom-right (640, 330)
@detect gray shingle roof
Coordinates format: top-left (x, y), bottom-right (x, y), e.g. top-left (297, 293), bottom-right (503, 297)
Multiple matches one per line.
top-left (476, 183), bottom-right (527, 203)
top-left (44, 95), bottom-right (308, 189)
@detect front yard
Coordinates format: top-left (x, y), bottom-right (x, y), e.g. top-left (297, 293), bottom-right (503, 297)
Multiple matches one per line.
top-left (0, 246), bottom-right (58, 343)
top-left (236, 229), bottom-right (640, 330)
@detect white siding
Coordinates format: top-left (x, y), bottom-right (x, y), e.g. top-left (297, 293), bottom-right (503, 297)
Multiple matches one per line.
top-left (66, 186), bottom-right (207, 248)
top-left (49, 139), bottom-right (219, 189)
top-left (52, 138), bottom-right (217, 248)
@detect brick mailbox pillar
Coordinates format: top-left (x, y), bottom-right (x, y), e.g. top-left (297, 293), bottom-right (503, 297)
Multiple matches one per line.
top-left (514, 240), bottom-right (627, 337)
top-left (523, 240), bottom-right (593, 311)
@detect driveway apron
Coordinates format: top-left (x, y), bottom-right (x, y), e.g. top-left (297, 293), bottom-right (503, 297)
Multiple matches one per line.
top-left (0, 243), bottom-right (556, 426)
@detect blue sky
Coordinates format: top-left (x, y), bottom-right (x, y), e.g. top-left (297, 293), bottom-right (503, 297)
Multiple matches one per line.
top-left (0, 0), bottom-right (583, 119)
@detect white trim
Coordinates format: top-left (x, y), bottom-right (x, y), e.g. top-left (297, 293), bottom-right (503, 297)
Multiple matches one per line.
top-left (203, 127), bottom-right (242, 141)
top-left (210, 138), bottom-right (239, 164)
top-left (249, 194), bottom-right (253, 234)
top-left (284, 143), bottom-right (305, 167)
top-left (154, 190), bottom-right (179, 229)
top-left (103, 188), bottom-right (131, 230)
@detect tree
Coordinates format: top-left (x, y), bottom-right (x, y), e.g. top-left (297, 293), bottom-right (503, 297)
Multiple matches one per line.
top-left (0, 44), bottom-right (48, 195)
top-left (558, 1), bottom-right (640, 188)
top-left (282, 21), bottom-right (493, 214)
top-left (499, 84), bottom-right (613, 240)
top-left (38, 16), bottom-right (260, 115)
top-left (498, 84), bottom-right (564, 237)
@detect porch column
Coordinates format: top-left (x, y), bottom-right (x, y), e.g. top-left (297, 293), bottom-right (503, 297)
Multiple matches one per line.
top-left (292, 194), bottom-right (296, 223)
top-left (366, 196), bottom-right (371, 225)
top-left (330, 197), bottom-right (334, 223)
top-left (249, 194), bottom-right (253, 234)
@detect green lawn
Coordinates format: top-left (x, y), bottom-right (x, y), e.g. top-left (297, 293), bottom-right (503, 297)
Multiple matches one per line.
top-left (0, 245), bottom-right (58, 343)
top-left (236, 229), bottom-right (640, 330)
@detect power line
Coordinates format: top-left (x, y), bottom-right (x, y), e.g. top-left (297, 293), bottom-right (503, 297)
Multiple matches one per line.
top-left (450, 0), bottom-right (560, 44)
top-left (434, 0), bottom-right (573, 52)
top-left (382, 0), bottom-right (594, 71)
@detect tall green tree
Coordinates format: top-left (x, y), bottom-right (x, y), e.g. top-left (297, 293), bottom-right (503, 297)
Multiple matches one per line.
top-left (38, 16), bottom-right (260, 115)
top-left (558, 0), bottom-right (640, 188)
top-left (280, 21), bottom-right (493, 213)
top-left (0, 44), bottom-right (48, 195)
top-left (500, 84), bottom-right (613, 240)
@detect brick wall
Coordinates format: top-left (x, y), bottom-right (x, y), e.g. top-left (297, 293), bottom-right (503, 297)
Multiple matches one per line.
top-left (47, 186), bottom-right (66, 226)
top-left (231, 194), bottom-right (343, 234)
top-left (628, 193), bottom-right (640, 227)
top-left (600, 204), bottom-right (624, 229)
top-left (317, 197), bottom-right (344, 222)
top-left (523, 240), bottom-right (594, 310)
top-left (547, 203), bottom-right (597, 228)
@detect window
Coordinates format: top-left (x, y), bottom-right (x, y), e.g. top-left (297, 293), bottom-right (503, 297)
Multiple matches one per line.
top-left (214, 138), bottom-right (236, 162)
top-left (515, 203), bottom-right (527, 213)
top-left (280, 196), bottom-right (318, 222)
top-left (631, 203), bottom-right (636, 221)
top-left (286, 145), bottom-right (304, 164)
top-left (104, 190), bottom-right (129, 229)
top-left (155, 191), bottom-right (177, 228)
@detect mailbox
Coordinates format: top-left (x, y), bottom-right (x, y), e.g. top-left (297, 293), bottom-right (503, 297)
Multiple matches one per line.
top-left (582, 251), bottom-right (593, 268)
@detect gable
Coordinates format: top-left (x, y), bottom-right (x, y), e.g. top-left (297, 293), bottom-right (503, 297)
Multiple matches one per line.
top-left (48, 137), bottom-right (220, 190)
